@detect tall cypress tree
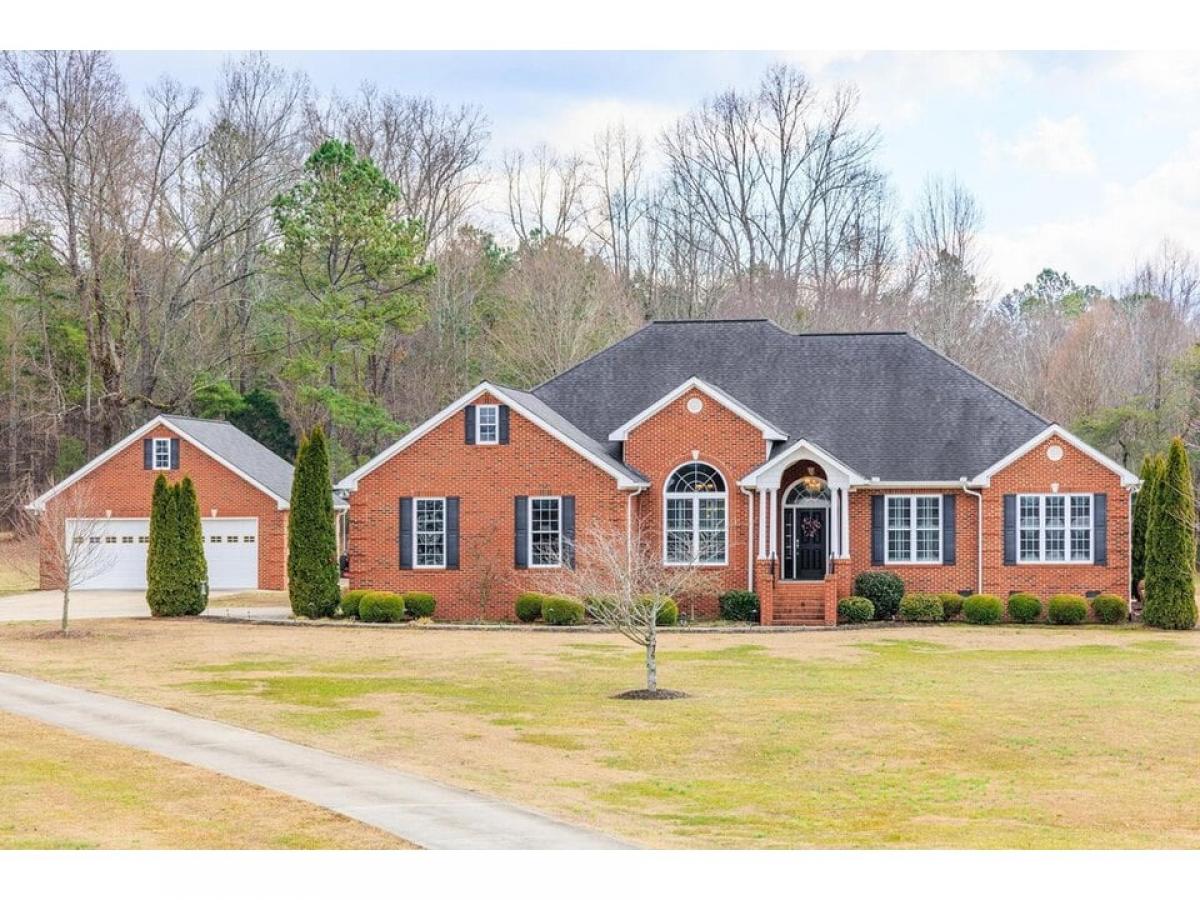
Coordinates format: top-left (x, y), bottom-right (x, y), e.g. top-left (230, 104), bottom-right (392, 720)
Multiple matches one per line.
top-left (146, 474), bottom-right (170, 613)
top-left (176, 476), bottom-right (208, 615)
top-left (288, 426), bottom-right (340, 618)
top-left (1131, 454), bottom-right (1156, 599)
top-left (1144, 438), bottom-right (1197, 630)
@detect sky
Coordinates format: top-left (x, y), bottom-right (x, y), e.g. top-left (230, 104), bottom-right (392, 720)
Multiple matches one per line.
top-left (113, 50), bottom-right (1200, 293)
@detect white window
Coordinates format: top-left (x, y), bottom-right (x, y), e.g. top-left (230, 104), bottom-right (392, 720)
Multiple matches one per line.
top-left (152, 437), bottom-right (171, 470)
top-left (1018, 493), bottom-right (1092, 563)
top-left (476, 404), bottom-right (499, 444)
top-left (664, 462), bottom-right (727, 565)
top-left (885, 495), bottom-right (942, 563)
top-left (529, 497), bottom-right (562, 568)
top-left (415, 498), bottom-right (447, 568)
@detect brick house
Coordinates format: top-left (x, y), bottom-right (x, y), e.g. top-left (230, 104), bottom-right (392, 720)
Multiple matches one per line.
top-left (29, 415), bottom-right (345, 592)
top-left (339, 319), bottom-right (1139, 624)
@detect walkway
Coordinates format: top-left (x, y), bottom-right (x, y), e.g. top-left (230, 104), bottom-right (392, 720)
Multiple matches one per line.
top-left (0, 671), bottom-right (626, 850)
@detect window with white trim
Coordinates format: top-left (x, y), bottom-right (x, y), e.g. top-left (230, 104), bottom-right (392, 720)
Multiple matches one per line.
top-left (152, 437), bottom-right (171, 470)
top-left (415, 498), bottom-right (447, 568)
top-left (664, 462), bottom-right (727, 565)
top-left (476, 404), bottom-right (499, 444)
top-left (529, 497), bottom-right (562, 567)
top-left (1018, 493), bottom-right (1092, 563)
top-left (885, 495), bottom-right (942, 563)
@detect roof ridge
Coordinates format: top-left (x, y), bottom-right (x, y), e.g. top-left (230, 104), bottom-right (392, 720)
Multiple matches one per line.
top-left (161, 413), bottom-right (235, 425)
top-left (899, 333), bottom-right (1050, 427)
top-left (531, 320), bottom-right (656, 392)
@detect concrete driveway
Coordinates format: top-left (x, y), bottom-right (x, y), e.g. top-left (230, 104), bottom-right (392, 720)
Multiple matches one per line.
top-left (0, 589), bottom-right (289, 623)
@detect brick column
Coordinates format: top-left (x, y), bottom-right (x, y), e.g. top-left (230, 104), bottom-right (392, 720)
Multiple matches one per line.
top-left (755, 558), bottom-right (775, 624)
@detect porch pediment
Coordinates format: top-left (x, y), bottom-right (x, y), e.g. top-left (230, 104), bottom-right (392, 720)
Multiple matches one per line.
top-left (738, 438), bottom-right (865, 491)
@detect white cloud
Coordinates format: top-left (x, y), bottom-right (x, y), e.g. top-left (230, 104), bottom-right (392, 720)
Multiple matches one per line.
top-left (989, 115), bottom-right (1099, 176)
top-left (1109, 51), bottom-right (1200, 95)
top-left (982, 129), bottom-right (1200, 288)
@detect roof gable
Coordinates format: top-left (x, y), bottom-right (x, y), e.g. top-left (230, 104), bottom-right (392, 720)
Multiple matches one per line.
top-left (973, 424), bottom-right (1139, 487)
top-left (608, 377), bottom-right (787, 442)
top-left (28, 416), bottom-right (295, 511)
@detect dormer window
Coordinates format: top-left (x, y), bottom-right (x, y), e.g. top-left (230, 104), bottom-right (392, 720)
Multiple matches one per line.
top-left (476, 404), bottom-right (499, 445)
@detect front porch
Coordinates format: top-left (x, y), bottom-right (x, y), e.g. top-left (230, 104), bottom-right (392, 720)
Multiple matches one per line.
top-left (741, 444), bottom-right (859, 626)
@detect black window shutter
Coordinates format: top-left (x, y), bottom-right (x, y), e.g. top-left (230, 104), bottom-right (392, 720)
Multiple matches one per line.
top-left (399, 497), bottom-right (413, 569)
top-left (514, 496), bottom-right (528, 568)
top-left (1093, 492), bottom-right (1107, 565)
top-left (562, 495), bottom-right (576, 569)
top-left (169, 438), bottom-right (180, 470)
top-left (1003, 494), bottom-right (1017, 565)
top-left (870, 495), bottom-right (885, 565)
top-left (942, 494), bottom-right (956, 565)
top-left (143, 439), bottom-right (153, 470)
top-left (464, 406), bottom-right (476, 444)
top-left (446, 497), bottom-right (460, 570)
top-left (499, 405), bottom-right (510, 445)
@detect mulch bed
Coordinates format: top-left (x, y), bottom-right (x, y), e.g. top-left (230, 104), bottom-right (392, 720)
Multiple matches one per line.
top-left (611, 688), bottom-right (690, 701)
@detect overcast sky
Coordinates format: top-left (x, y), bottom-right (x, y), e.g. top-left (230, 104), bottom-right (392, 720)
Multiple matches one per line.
top-left (113, 50), bottom-right (1200, 293)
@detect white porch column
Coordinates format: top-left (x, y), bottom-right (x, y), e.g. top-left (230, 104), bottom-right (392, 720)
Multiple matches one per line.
top-left (757, 488), bottom-right (768, 559)
top-left (768, 489), bottom-right (778, 558)
top-left (840, 487), bottom-right (851, 558)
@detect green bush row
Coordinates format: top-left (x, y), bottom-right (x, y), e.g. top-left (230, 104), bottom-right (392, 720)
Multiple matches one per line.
top-left (514, 592), bottom-right (679, 626)
top-left (340, 589), bottom-right (435, 622)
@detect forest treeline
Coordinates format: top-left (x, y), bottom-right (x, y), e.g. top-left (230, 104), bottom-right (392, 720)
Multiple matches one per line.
top-left (1, 51), bottom-right (1197, 518)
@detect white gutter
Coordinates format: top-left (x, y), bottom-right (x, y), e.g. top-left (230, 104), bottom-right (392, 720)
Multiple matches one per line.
top-left (960, 476), bottom-right (984, 594)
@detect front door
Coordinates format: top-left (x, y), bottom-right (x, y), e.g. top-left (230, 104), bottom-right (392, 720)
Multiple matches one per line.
top-left (782, 507), bottom-right (827, 580)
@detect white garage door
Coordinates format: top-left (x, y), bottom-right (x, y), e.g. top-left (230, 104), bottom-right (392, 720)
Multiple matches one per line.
top-left (67, 518), bottom-right (259, 591)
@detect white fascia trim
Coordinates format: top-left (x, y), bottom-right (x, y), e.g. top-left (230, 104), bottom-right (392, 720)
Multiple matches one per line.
top-left (738, 438), bottom-right (865, 489)
top-left (26, 416), bottom-right (291, 511)
top-left (607, 377), bottom-right (788, 443)
top-left (336, 382), bottom-right (649, 492)
top-left (973, 424), bottom-right (1140, 488)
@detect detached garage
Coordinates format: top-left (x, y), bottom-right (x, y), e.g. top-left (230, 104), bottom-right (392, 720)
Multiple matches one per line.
top-left (28, 414), bottom-right (343, 592)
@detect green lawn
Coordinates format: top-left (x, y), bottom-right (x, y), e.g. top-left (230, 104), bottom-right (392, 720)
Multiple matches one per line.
top-left (1, 620), bottom-right (1198, 848)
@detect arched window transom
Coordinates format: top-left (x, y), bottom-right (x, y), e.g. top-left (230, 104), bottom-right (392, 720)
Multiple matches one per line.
top-left (664, 462), bottom-right (727, 565)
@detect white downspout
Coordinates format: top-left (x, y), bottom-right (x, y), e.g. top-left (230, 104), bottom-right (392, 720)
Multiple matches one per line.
top-left (960, 477), bottom-right (983, 594)
top-left (626, 486), bottom-right (646, 561)
top-left (740, 486), bottom-right (755, 591)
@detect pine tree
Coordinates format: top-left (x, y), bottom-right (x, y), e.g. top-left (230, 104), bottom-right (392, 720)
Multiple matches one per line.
top-left (146, 474), bottom-right (172, 615)
top-left (1131, 454), bottom-right (1156, 599)
top-left (1143, 438), bottom-right (1197, 629)
top-left (288, 426), bottom-right (340, 618)
top-left (175, 476), bottom-right (209, 615)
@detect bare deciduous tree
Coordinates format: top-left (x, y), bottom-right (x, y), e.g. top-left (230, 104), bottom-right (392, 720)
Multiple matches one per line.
top-left (544, 520), bottom-right (715, 696)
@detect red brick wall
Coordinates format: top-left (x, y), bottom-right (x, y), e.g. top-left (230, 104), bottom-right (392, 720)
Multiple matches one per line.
top-left (40, 423), bottom-right (289, 590)
top-left (346, 392), bottom-right (628, 620)
top-left (622, 387), bottom-right (767, 615)
top-left (845, 437), bottom-right (1131, 613)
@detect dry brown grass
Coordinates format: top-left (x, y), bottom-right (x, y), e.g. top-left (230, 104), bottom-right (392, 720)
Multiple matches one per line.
top-left (0, 710), bottom-right (412, 849)
top-left (1, 619), bottom-right (1198, 848)
top-left (0, 538), bottom-right (37, 596)
top-left (208, 590), bottom-right (289, 608)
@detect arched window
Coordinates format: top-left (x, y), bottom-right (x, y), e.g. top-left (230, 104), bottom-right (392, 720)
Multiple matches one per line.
top-left (664, 462), bottom-right (727, 565)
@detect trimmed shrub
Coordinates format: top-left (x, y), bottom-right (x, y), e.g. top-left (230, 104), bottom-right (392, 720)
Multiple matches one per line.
top-left (288, 427), bottom-right (340, 619)
top-left (898, 592), bottom-right (944, 622)
top-left (174, 477), bottom-right (208, 615)
top-left (838, 595), bottom-right (875, 624)
top-left (654, 597), bottom-right (679, 626)
top-left (146, 479), bottom-right (207, 617)
top-left (853, 571), bottom-right (905, 620)
top-left (1006, 592), bottom-right (1042, 624)
top-left (939, 593), bottom-right (964, 621)
top-left (542, 595), bottom-right (585, 626)
top-left (1144, 437), bottom-right (1198, 630)
top-left (963, 594), bottom-right (1003, 625)
top-left (515, 593), bottom-right (545, 622)
top-left (402, 592), bottom-right (436, 619)
top-left (359, 591), bottom-right (405, 623)
top-left (1048, 594), bottom-right (1088, 625)
top-left (340, 589), bottom-right (371, 619)
top-left (719, 590), bottom-right (760, 622)
top-left (1092, 593), bottom-right (1128, 625)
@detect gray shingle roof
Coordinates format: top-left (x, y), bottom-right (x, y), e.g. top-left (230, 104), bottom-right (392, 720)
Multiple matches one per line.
top-left (532, 319), bottom-right (1050, 482)
top-left (162, 415), bottom-right (298, 502)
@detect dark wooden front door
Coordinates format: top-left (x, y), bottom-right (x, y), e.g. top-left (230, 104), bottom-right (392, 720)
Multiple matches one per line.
top-left (783, 507), bottom-right (827, 580)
